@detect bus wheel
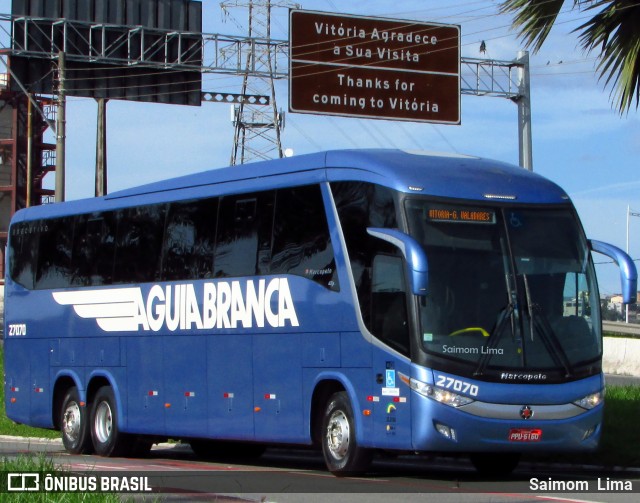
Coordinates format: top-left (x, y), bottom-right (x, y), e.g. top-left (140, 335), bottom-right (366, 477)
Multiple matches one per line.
top-left (90, 386), bottom-right (130, 457)
top-left (60, 387), bottom-right (92, 454)
top-left (470, 453), bottom-right (521, 477)
top-left (321, 392), bottom-right (372, 476)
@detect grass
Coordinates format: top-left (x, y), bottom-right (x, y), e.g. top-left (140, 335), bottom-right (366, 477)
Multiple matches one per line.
top-left (597, 385), bottom-right (640, 467)
top-left (0, 455), bottom-right (124, 502)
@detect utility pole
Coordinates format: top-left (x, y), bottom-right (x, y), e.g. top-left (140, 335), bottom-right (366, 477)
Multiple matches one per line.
top-left (95, 98), bottom-right (108, 197)
top-left (626, 205), bottom-right (640, 322)
top-left (55, 51), bottom-right (66, 202)
top-left (516, 51), bottom-right (533, 171)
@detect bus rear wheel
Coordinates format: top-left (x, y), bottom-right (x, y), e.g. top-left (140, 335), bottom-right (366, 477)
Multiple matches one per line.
top-left (90, 386), bottom-right (130, 457)
top-left (321, 392), bottom-right (372, 476)
top-left (60, 387), bottom-right (92, 454)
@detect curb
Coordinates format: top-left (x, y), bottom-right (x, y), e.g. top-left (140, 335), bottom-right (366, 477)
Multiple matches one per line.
top-left (2, 435), bottom-right (639, 474)
top-left (0, 434), bottom-right (179, 451)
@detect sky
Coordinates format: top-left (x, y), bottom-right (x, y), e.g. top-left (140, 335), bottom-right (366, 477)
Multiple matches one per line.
top-left (1, 0), bottom-right (639, 295)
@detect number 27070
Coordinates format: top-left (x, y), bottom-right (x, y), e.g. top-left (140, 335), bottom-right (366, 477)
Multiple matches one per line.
top-left (8, 324), bottom-right (27, 336)
top-left (435, 375), bottom-right (479, 396)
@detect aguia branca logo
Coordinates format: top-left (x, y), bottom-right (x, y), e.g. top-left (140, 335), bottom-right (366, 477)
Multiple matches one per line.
top-left (53, 278), bottom-right (299, 332)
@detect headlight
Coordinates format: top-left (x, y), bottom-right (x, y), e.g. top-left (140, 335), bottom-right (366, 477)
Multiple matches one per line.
top-left (409, 378), bottom-right (474, 407)
top-left (573, 390), bottom-right (604, 410)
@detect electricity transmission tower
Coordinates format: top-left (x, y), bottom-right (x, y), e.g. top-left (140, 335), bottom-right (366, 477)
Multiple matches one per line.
top-left (222, 1), bottom-right (295, 165)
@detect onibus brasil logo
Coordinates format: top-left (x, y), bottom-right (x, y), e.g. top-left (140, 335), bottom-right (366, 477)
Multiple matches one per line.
top-left (53, 278), bottom-right (299, 332)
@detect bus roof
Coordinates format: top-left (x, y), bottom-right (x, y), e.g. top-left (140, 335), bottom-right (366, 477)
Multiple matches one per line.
top-left (12, 149), bottom-right (569, 222)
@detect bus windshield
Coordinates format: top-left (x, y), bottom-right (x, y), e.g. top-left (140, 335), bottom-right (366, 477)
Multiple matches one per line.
top-left (405, 200), bottom-right (601, 381)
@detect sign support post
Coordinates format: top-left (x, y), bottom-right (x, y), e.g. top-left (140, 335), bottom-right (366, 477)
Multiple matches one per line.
top-left (55, 51), bottom-right (66, 203)
top-left (516, 51), bottom-right (532, 171)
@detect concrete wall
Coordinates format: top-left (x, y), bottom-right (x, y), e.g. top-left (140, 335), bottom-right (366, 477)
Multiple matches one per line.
top-left (603, 337), bottom-right (640, 377)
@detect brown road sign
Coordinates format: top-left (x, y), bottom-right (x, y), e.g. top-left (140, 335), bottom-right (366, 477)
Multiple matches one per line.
top-left (289, 10), bottom-right (460, 124)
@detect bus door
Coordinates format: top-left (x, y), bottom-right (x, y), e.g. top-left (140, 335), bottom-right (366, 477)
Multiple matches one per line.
top-left (369, 254), bottom-right (413, 448)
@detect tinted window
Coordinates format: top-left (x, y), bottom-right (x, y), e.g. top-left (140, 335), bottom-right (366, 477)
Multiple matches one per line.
top-left (163, 198), bottom-right (217, 281)
top-left (10, 185), bottom-right (341, 291)
top-left (9, 221), bottom-right (42, 289)
top-left (35, 217), bottom-right (75, 289)
top-left (272, 185), bottom-right (338, 290)
top-left (331, 182), bottom-right (399, 331)
top-left (371, 254), bottom-right (410, 355)
top-left (114, 205), bottom-right (166, 283)
top-left (214, 192), bottom-right (274, 278)
top-left (71, 212), bottom-right (117, 286)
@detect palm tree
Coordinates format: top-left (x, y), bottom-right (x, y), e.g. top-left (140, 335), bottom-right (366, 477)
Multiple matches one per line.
top-left (499, 0), bottom-right (640, 114)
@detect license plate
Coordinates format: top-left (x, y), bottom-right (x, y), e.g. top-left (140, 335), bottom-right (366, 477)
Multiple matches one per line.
top-left (508, 428), bottom-right (542, 442)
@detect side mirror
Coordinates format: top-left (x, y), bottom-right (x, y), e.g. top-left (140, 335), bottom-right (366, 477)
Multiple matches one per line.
top-left (590, 240), bottom-right (637, 304)
top-left (367, 228), bottom-right (428, 296)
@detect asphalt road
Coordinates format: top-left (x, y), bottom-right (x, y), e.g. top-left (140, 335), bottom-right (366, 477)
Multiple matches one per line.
top-left (1, 436), bottom-right (639, 502)
top-left (1, 375), bottom-right (637, 501)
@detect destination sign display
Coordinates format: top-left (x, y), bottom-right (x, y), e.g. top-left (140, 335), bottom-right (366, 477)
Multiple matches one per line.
top-left (289, 10), bottom-right (460, 124)
top-left (427, 206), bottom-right (496, 224)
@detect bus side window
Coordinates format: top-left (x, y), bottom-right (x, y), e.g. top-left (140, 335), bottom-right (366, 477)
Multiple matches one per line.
top-left (35, 216), bottom-right (75, 289)
top-left (257, 193), bottom-right (275, 275)
top-left (214, 194), bottom-right (262, 278)
top-left (331, 181), bottom-right (399, 334)
top-left (163, 198), bottom-right (217, 281)
top-left (9, 222), bottom-right (39, 289)
top-left (114, 205), bottom-right (166, 284)
top-left (371, 254), bottom-right (410, 356)
top-left (71, 213), bottom-right (117, 286)
top-left (271, 185), bottom-right (339, 290)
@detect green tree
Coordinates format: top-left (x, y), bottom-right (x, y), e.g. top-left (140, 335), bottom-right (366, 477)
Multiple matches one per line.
top-left (499, 0), bottom-right (640, 113)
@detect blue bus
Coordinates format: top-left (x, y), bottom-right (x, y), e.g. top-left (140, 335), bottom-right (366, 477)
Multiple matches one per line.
top-left (3, 149), bottom-right (636, 475)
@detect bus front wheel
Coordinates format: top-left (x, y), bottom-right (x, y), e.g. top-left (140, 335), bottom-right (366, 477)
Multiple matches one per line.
top-left (90, 386), bottom-right (130, 457)
top-left (60, 387), bottom-right (92, 454)
top-left (321, 392), bottom-right (372, 476)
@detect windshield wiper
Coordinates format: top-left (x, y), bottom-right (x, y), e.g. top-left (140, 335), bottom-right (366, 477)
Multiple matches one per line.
top-left (474, 275), bottom-right (575, 378)
top-left (473, 302), bottom-right (515, 377)
top-left (522, 274), bottom-right (573, 377)
top-left (530, 303), bottom-right (574, 378)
